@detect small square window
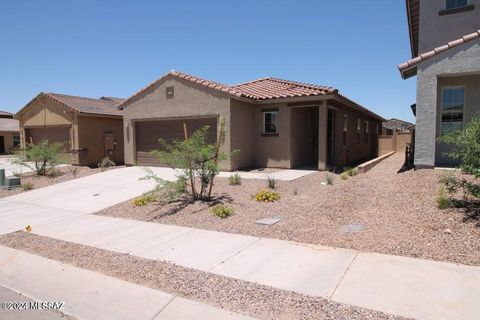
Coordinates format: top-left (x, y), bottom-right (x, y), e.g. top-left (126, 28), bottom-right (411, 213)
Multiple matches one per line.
top-left (12, 134), bottom-right (20, 147)
top-left (446, 0), bottom-right (468, 10)
top-left (263, 111), bottom-right (278, 134)
top-left (166, 86), bottom-right (174, 99)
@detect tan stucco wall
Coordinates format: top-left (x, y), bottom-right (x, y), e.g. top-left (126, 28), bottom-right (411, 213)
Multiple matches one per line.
top-left (435, 75), bottom-right (480, 166)
top-left (123, 75), bottom-right (232, 170)
top-left (0, 132), bottom-right (18, 154)
top-left (77, 115), bottom-right (124, 166)
top-left (230, 99), bottom-right (254, 170)
top-left (18, 96), bottom-right (76, 151)
top-left (252, 103), bottom-right (291, 168)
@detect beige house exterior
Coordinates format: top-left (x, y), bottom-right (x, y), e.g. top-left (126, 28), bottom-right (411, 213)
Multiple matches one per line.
top-left (120, 71), bottom-right (384, 171)
top-left (0, 111), bottom-right (20, 154)
top-left (16, 92), bottom-right (125, 166)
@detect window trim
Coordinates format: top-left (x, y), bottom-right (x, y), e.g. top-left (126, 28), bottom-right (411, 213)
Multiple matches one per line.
top-left (262, 110), bottom-right (278, 135)
top-left (440, 86), bottom-right (466, 135)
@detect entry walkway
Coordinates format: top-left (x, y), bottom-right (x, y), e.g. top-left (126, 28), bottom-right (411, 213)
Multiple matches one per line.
top-left (0, 245), bottom-right (253, 320)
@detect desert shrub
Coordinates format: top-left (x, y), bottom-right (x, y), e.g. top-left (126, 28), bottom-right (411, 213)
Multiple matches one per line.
top-left (439, 117), bottom-right (480, 203)
top-left (254, 189), bottom-right (280, 202)
top-left (152, 120), bottom-right (236, 201)
top-left (325, 172), bottom-right (334, 185)
top-left (266, 175), bottom-right (277, 189)
top-left (437, 187), bottom-right (452, 209)
top-left (13, 139), bottom-right (64, 176)
top-left (98, 157), bottom-right (116, 172)
top-left (228, 173), bottom-right (242, 186)
top-left (141, 169), bottom-right (187, 203)
top-left (211, 204), bottom-right (234, 219)
top-left (132, 193), bottom-right (157, 206)
top-left (21, 182), bottom-right (33, 190)
top-left (340, 172), bottom-right (349, 180)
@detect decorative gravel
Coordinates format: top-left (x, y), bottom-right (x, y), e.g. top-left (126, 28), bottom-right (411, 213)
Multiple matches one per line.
top-left (0, 166), bottom-right (117, 199)
top-left (97, 153), bottom-right (480, 266)
top-left (0, 232), bottom-right (404, 320)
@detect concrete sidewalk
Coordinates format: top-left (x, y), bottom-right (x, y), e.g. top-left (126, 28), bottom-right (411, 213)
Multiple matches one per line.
top-left (29, 215), bottom-right (480, 320)
top-left (0, 245), bottom-right (253, 320)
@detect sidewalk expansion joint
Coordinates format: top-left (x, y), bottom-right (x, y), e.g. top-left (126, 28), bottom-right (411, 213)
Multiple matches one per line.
top-left (328, 251), bottom-right (359, 300)
top-left (208, 237), bottom-right (262, 272)
top-left (150, 293), bottom-right (177, 320)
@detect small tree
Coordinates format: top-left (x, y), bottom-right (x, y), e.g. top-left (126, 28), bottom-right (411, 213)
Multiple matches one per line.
top-left (152, 120), bottom-right (231, 201)
top-left (439, 117), bottom-right (480, 200)
top-left (14, 139), bottom-right (64, 176)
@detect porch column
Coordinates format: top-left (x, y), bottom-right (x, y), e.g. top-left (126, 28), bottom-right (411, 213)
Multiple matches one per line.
top-left (318, 102), bottom-right (328, 170)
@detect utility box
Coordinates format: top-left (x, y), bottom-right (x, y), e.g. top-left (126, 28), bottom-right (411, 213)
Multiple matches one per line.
top-left (4, 177), bottom-right (21, 190)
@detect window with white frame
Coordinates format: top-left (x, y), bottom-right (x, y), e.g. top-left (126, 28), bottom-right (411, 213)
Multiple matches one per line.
top-left (441, 87), bottom-right (464, 134)
top-left (342, 115), bottom-right (348, 147)
top-left (12, 134), bottom-right (20, 147)
top-left (446, 0), bottom-right (468, 10)
top-left (364, 120), bottom-right (369, 143)
top-left (263, 111), bottom-right (278, 134)
top-left (357, 119), bottom-right (361, 144)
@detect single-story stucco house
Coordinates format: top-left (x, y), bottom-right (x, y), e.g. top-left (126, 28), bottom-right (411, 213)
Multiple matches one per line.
top-left (118, 70), bottom-right (384, 171)
top-left (399, 0), bottom-right (480, 168)
top-left (16, 92), bottom-right (125, 166)
top-left (0, 110), bottom-right (20, 154)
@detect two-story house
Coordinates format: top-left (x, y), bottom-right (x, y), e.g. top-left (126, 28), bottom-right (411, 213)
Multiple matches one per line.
top-left (399, 0), bottom-right (480, 168)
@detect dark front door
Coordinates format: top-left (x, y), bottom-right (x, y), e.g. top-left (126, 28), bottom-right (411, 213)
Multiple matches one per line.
top-left (0, 136), bottom-right (4, 154)
top-left (327, 109), bottom-right (335, 167)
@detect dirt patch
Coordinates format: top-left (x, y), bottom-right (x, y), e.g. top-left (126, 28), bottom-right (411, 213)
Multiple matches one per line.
top-left (0, 166), bottom-right (118, 199)
top-left (97, 153), bottom-right (480, 266)
top-left (0, 232), bottom-right (403, 320)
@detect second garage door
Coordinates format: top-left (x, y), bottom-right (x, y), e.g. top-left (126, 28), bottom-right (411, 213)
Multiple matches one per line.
top-left (135, 117), bottom-right (217, 166)
top-left (25, 126), bottom-right (71, 151)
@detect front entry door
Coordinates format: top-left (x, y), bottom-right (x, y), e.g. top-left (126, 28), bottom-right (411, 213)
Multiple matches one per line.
top-left (104, 132), bottom-right (115, 161)
top-left (327, 110), bottom-right (335, 167)
top-left (0, 136), bottom-right (4, 154)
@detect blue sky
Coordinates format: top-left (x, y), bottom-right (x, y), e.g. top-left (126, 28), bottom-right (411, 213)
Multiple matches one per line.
top-left (0, 0), bottom-right (416, 122)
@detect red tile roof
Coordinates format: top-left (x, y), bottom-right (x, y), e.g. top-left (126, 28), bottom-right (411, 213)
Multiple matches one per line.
top-left (118, 70), bottom-right (384, 121)
top-left (0, 110), bottom-right (15, 118)
top-left (399, 30), bottom-right (480, 79)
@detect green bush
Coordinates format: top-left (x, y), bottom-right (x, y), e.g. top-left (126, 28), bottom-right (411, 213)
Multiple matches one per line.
top-left (437, 187), bottom-right (452, 209)
top-left (211, 204), bottom-right (234, 219)
top-left (254, 189), bottom-right (280, 202)
top-left (228, 173), bottom-right (242, 186)
top-left (340, 172), bottom-right (349, 180)
top-left (132, 193), bottom-right (157, 206)
top-left (14, 139), bottom-right (64, 176)
top-left (325, 172), bottom-right (334, 185)
top-left (98, 157), bottom-right (116, 172)
top-left (266, 175), bottom-right (277, 189)
top-left (21, 182), bottom-right (33, 191)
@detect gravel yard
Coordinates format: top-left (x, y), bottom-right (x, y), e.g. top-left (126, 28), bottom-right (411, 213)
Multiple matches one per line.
top-left (97, 153), bottom-right (480, 266)
top-left (0, 232), bottom-right (403, 320)
top-left (0, 166), bottom-right (115, 199)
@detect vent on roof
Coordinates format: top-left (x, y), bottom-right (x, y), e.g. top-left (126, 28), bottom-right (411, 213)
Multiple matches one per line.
top-left (166, 86), bottom-right (174, 99)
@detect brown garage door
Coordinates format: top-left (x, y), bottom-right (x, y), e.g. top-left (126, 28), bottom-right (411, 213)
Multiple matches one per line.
top-left (25, 126), bottom-right (71, 151)
top-left (135, 117), bottom-right (217, 166)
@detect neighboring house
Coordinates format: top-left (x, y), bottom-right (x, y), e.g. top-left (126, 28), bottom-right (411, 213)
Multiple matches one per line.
top-left (0, 110), bottom-right (20, 154)
top-left (399, 0), bottom-right (480, 168)
top-left (16, 92), bottom-right (125, 166)
top-left (119, 70), bottom-right (384, 171)
top-left (382, 118), bottom-right (414, 135)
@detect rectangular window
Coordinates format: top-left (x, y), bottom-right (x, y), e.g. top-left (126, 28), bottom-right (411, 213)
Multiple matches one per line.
top-left (12, 134), bottom-right (20, 147)
top-left (343, 115), bottom-right (348, 147)
top-left (357, 119), bottom-right (361, 144)
top-left (446, 0), bottom-right (468, 10)
top-left (263, 111), bottom-right (278, 134)
top-left (441, 87), bottom-right (464, 134)
top-left (364, 121), bottom-right (369, 144)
